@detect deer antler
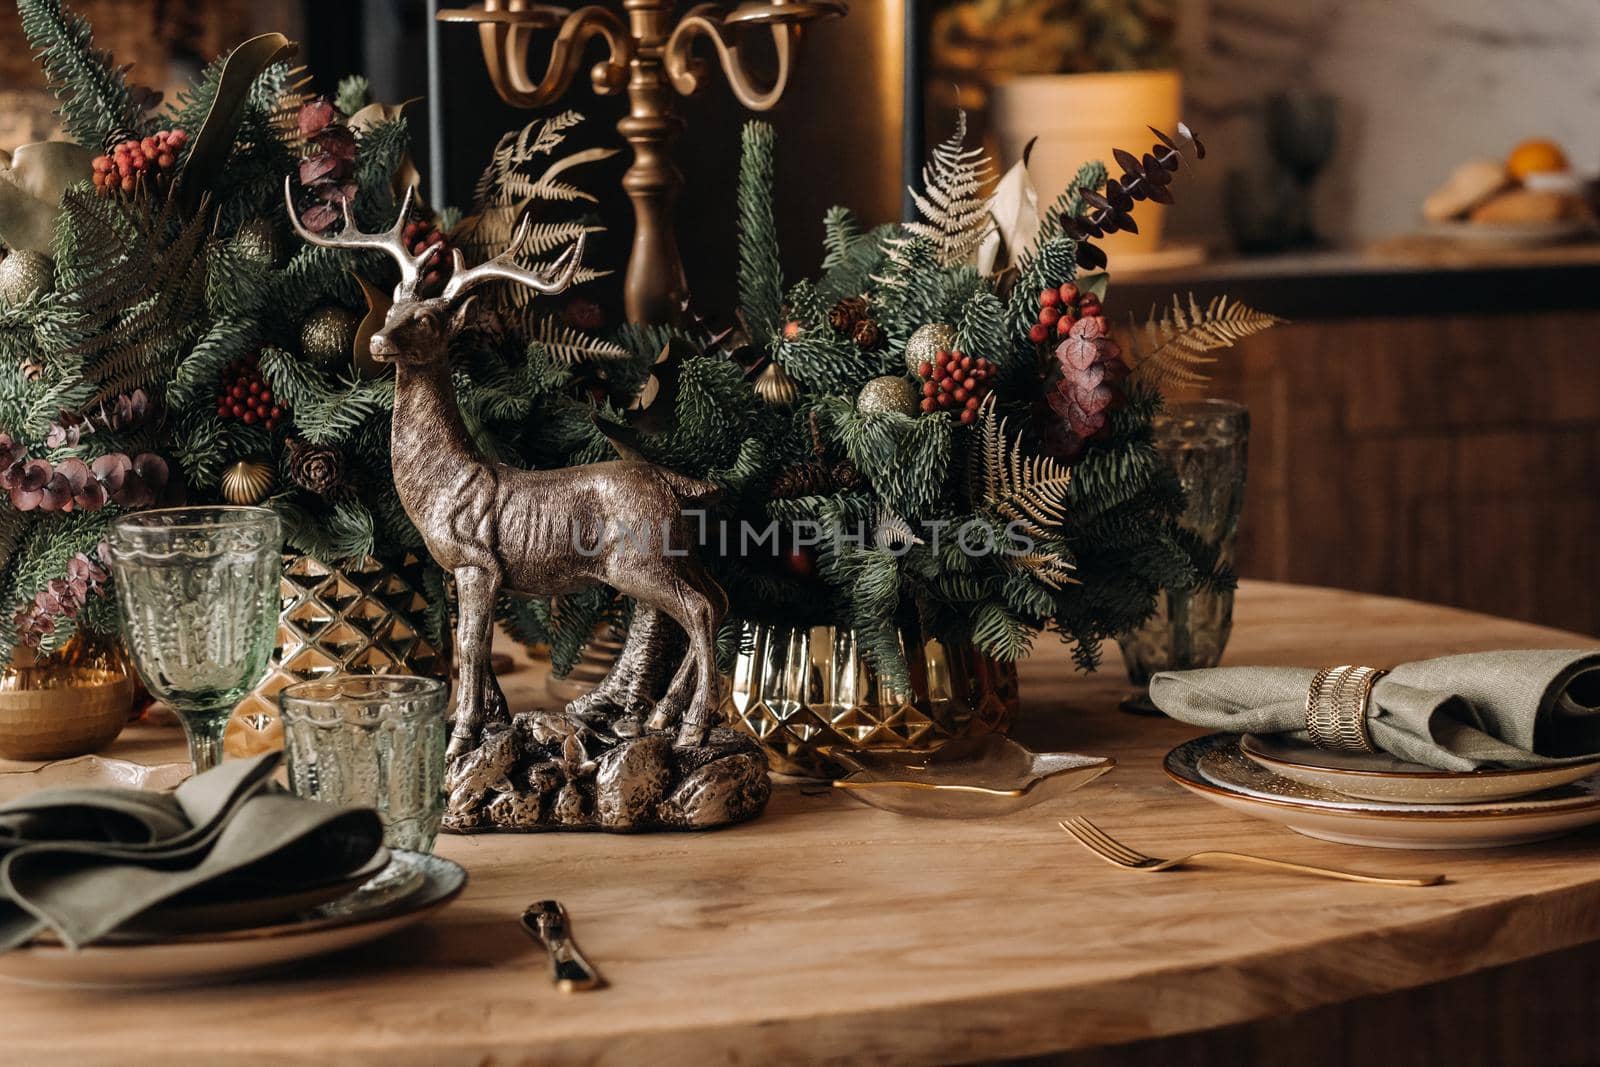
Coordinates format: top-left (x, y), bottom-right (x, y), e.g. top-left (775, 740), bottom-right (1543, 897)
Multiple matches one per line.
top-left (440, 214), bottom-right (586, 303)
top-left (283, 177), bottom-right (440, 301)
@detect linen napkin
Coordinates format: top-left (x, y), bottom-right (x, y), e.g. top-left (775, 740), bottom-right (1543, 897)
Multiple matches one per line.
top-left (1149, 650), bottom-right (1600, 772)
top-left (0, 752), bottom-right (382, 951)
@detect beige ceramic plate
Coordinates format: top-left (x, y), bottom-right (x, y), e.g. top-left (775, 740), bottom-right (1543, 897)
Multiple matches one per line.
top-left (123, 849), bottom-right (395, 935)
top-left (0, 851), bottom-right (465, 989)
top-left (827, 734), bottom-right (1114, 819)
top-left (1239, 733), bottom-right (1600, 805)
top-left (0, 755), bottom-right (191, 802)
top-left (1167, 734), bottom-right (1600, 850)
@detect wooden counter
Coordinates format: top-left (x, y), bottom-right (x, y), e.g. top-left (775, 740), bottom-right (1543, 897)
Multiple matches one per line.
top-left (8, 581), bottom-right (1600, 1065)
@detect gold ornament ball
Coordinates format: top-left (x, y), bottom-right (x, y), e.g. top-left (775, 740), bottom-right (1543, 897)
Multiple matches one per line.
top-left (220, 460), bottom-right (275, 505)
top-left (0, 250), bottom-right (55, 305)
top-left (300, 305), bottom-right (360, 367)
top-left (904, 323), bottom-right (956, 375)
top-left (856, 375), bottom-right (920, 416)
top-left (753, 360), bottom-right (799, 409)
top-left (233, 217), bottom-right (280, 269)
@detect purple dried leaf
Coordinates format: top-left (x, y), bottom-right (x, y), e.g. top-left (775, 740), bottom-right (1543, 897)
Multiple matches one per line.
top-left (92, 452), bottom-right (131, 491)
top-left (9, 486), bottom-right (41, 510)
top-left (74, 477), bottom-right (106, 511)
top-left (20, 458), bottom-right (51, 492)
top-left (298, 97), bottom-right (338, 138)
top-left (132, 453), bottom-right (169, 489)
top-left (298, 154), bottom-right (344, 186)
top-left (57, 457), bottom-right (90, 492)
top-left (300, 204), bottom-right (340, 234)
top-left (40, 473), bottom-right (72, 511)
top-left (312, 125), bottom-right (357, 160)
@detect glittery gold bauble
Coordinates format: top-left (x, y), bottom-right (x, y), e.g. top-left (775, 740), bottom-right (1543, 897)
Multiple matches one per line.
top-left (220, 460), bottom-right (274, 505)
top-left (233, 217), bottom-right (280, 269)
top-left (856, 375), bottom-right (920, 416)
top-left (904, 323), bottom-right (956, 375)
top-left (299, 305), bottom-right (360, 367)
top-left (753, 360), bottom-right (798, 408)
top-left (0, 250), bottom-right (55, 305)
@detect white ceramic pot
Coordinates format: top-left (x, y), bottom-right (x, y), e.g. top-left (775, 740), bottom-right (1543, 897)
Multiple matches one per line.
top-left (990, 69), bottom-right (1183, 263)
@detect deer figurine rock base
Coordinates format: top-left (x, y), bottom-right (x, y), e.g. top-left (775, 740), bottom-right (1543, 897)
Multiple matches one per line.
top-left (287, 181), bottom-right (771, 833)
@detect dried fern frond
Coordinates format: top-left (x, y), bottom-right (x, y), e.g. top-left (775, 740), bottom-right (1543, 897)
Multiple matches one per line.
top-left (524, 315), bottom-right (630, 365)
top-left (905, 111), bottom-right (995, 267)
top-left (1009, 550), bottom-right (1078, 590)
top-left (1128, 293), bottom-right (1285, 390)
top-left (872, 508), bottom-right (923, 552)
top-left (975, 397), bottom-right (1072, 539)
top-left (268, 65), bottom-right (314, 153)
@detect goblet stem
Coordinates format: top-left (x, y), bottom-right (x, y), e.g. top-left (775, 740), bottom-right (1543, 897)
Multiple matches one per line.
top-left (180, 708), bottom-right (232, 775)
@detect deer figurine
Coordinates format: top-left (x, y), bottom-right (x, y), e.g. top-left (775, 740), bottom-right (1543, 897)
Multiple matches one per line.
top-left (285, 182), bottom-right (768, 832)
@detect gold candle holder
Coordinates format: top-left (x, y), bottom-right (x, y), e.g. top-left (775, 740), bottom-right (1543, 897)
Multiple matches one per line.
top-left (438, 0), bottom-right (847, 326)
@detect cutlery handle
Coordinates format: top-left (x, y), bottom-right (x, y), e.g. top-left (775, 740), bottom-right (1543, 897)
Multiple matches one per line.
top-left (521, 901), bottom-right (606, 991)
top-left (1192, 851), bottom-right (1444, 887)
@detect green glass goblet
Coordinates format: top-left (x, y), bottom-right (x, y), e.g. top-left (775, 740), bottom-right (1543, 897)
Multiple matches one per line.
top-left (108, 506), bottom-right (282, 774)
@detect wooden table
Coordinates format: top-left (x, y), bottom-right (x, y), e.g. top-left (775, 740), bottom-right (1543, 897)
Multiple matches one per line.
top-left (11, 581), bottom-right (1600, 1066)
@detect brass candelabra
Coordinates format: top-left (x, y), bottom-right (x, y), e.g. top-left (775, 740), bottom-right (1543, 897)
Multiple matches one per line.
top-left (438, 0), bottom-right (847, 325)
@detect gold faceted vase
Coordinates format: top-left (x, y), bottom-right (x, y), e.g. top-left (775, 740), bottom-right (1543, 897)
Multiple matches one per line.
top-left (226, 554), bottom-right (448, 756)
top-left (722, 621), bottom-right (1020, 779)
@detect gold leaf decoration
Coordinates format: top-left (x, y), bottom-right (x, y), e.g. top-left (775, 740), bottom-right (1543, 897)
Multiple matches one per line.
top-left (1009, 550), bottom-right (1077, 590)
top-left (974, 396), bottom-right (1072, 540)
top-left (1128, 293), bottom-right (1286, 391)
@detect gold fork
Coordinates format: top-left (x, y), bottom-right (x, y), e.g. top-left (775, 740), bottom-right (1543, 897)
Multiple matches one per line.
top-left (1059, 817), bottom-right (1444, 887)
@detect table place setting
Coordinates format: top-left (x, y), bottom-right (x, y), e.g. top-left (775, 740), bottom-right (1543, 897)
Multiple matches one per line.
top-left (1146, 649), bottom-right (1600, 849)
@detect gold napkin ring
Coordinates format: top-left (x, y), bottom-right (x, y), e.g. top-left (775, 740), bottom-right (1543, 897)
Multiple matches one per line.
top-left (1305, 665), bottom-right (1388, 753)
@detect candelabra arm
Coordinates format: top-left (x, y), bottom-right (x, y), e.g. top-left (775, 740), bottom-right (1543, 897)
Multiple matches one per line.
top-left (664, 6), bottom-right (797, 112)
top-left (441, 4), bottom-right (632, 109)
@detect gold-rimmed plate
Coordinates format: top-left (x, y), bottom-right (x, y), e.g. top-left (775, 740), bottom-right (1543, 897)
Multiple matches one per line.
top-left (1, 851), bottom-right (465, 989)
top-left (1167, 734), bottom-right (1600, 850)
top-left (1240, 733), bottom-right (1600, 804)
top-left (827, 734), bottom-right (1114, 819)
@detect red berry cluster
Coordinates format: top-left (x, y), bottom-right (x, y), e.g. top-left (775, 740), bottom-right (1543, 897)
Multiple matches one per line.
top-left (216, 354), bottom-right (285, 430)
top-left (92, 129), bottom-right (188, 195)
top-left (916, 349), bottom-right (995, 424)
top-left (1026, 282), bottom-right (1103, 344)
top-left (402, 219), bottom-right (452, 297)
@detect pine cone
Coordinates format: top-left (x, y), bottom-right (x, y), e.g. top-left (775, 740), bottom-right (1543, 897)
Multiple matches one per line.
top-left (831, 460), bottom-right (865, 493)
top-left (851, 318), bottom-right (885, 352)
top-left (829, 296), bottom-right (869, 333)
top-left (287, 440), bottom-right (345, 495)
top-left (771, 462), bottom-right (835, 499)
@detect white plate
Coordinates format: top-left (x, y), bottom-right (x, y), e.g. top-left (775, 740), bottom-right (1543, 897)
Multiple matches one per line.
top-left (1167, 734), bottom-right (1600, 850)
top-left (1239, 733), bottom-right (1600, 804)
top-left (0, 851), bottom-right (465, 989)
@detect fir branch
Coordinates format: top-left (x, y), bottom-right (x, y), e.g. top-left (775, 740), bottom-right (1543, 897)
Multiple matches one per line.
top-left (19, 0), bottom-right (138, 145)
top-left (736, 122), bottom-right (784, 352)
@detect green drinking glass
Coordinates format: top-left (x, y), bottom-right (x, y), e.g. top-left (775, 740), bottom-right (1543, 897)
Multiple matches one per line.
top-left (108, 506), bottom-right (282, 774)
top-left (278, 675), bottom-right (449, 853)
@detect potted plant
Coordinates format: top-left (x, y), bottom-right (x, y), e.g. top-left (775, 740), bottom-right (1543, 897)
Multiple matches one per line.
top-left (932, 0), bottom-right (1182, 262)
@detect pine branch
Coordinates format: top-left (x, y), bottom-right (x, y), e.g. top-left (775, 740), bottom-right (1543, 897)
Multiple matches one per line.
top-left (1128, 293), bottom-right (1285, 390)
top-left (737, 122), bottom-right (784, 351)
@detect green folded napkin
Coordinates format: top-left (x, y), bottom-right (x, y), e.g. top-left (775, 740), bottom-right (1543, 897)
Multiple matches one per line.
top-left (0, 752), bottom-right (382, 951)
top-left (1150, 650), bottom-right (1600, 771)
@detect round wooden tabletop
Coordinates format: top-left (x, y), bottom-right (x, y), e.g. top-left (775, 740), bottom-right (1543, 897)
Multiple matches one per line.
top-left (8, 581), bottom-right (1600, 1065)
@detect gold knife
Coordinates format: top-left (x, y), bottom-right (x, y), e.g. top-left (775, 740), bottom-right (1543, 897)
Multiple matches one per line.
top-left (521, 900), bottom-right (605, 992)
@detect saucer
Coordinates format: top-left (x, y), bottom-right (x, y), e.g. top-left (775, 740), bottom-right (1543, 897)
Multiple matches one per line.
top-left (1167, 734), bottom-right (1600, 850)
top-left (828, 734), bottom-right (1114, 819)
top-left (1239, 733), bottom-right (1600, 804)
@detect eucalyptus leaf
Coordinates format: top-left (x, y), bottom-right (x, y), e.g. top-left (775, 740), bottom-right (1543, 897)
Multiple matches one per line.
top-left (179, 32), bottom-right (297, 212)
top-left (0, 141), bottom-right (96, 253)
